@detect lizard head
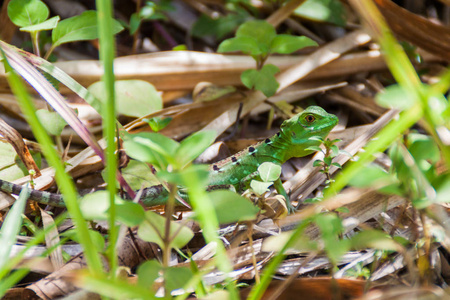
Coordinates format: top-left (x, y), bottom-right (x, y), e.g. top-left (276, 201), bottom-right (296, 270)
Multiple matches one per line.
top-left (278, 106), bottom-right (338, 159)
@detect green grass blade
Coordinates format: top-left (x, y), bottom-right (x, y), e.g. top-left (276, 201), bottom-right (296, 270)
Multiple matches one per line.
top-left (95, 0), bottom-right (119, 276)
top-left (2, 52), bottom-right (104, 275)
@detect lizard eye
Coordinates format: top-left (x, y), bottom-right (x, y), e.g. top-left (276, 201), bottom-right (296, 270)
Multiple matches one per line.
top-left (305, 114), bottom-right (315, 123)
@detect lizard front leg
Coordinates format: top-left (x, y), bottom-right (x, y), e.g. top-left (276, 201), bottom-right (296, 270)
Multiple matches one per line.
top-left (272, 178), bottom-right (295, 214)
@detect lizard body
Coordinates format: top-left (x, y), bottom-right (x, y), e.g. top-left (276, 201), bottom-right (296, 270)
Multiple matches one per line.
top-left (0, 106), bottom-right (338, 208)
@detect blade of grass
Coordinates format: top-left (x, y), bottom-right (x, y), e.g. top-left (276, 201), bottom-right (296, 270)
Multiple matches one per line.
top-left (0, 186), bottom-right (29, 270)
top-left (247, 219), bottom-right (311, 300)
top-left (95, 0), bottom-right (119, 277)
top-left (326, 0), bottom-right (429, 196)
top-left (2, 53), bottom-right (103, 275)
top-left (0, 211), bottom-right (69, 297)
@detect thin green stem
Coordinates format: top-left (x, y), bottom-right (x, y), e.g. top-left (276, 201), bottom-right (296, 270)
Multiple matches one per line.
top-left (95, 0), bottom-right (119, 278)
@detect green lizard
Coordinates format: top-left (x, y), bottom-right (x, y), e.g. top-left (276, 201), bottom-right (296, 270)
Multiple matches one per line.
top-left (0, 106), bottom-right (338, 211)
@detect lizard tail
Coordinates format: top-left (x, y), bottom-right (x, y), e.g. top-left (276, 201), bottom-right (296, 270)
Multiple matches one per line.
top-left (0, 179), bottom-right (66, 207)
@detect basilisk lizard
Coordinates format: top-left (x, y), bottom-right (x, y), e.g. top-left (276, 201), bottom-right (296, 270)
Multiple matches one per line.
top-left (0, 106), bottom-right (338, 211)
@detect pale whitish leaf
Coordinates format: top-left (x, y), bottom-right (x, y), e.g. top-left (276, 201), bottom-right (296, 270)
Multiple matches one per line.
top-left (250, 180), bottom-right (272, 196)
top-left (258, 162), bottom-right (281, 182)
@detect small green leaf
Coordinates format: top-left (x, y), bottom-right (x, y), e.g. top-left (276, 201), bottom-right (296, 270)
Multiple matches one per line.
top-left (138, 211), bottom-right (194, 249)
top-left (123, 132), bottom-right (179, 170)
top-left (407, 133), bottom-right (440, 165)
top-left (147, 117), bottom-right (172, 132)
top-left (20, 16), bottom-right (59, 32)
top-left (164, 267), bottom-right (194, 293)
top-left (313, 160), bottom-right (323, 167)
top-left (192, 12), bottom-right (248, 40)
top-left (376, 84), bottom-right (417, 110)
top-left (270, 35), bottom-right (318, 54)
top-left (263, 231), bottom-right (318, 253)
top-left (116, 201), bottom-right (146, 227)
top-left (217, 36), bottom-right (262, 56)
top-left (88, 80), bottom-right (162, 118)
top-left (331, 162), bottom-right (342, 168)
top-left (258, 162), bottom-right (281, 182)
top-left (295, 0), bottom-right (346, 27)
top-left (36, 109), bottom-right (67, 136)
top-left (432, 174), bottom-right (450, 203)
top-left (330, 145), bottom-right (340, 157)
top-left (236, 20), bottom-right (276, 49)
top-left (52, 11), bottom-right (124, 48)
top-left (241, 64), bottom-right (280, 97)
top-left (176, 130), bottom-right (216, 168)
top-left (349, 165), bottom-right (398, 188)
top-left (120, 160), bottom-right (160, 191)
top-left (8, 0), bottom-right (49, 28)
top-left (250, 180), bottom-right (272, 195)
top-left (158, 165), bottom-right (210, 187)
top-left (351, 230), bottom-right (401, 252)
top-left (306, 146), bottom-right (323, 152)
top-left (129, 12), bottom-right (141, 35)
top-left (335, 207), bottom-right (349, 213)
top-left (79, 191), bottom-right (145, 227)
top-left (207, 190), bottom-right (259, 223)
top-left (137, 260), bottom-right (161, 290)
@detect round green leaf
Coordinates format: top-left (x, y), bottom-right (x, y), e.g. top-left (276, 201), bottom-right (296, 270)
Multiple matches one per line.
top-left (270, 35), bottom-right (318, 54)
top-left (52, 10), bottom-right (124, 47)
top-left (138, 211), bottom-right (194, 249)
top-left (164, 267), bottom-right (194, 293)
top-left (375, 84), bottom-right (416, 110)
top-left (236, 20), bottom-right (276, 47)
top-left (137, 260), bottom-right (161, 290)
top-left (207, 190), bottom-right (259, 224)
top-left (8, 0), bottom-right (49, 27)
top-left (241, 64), bottom-right (280, 97)
top-left (36, 109), bottom-right (67, 136)
top-left (88, 80), bottom-right (162, 118)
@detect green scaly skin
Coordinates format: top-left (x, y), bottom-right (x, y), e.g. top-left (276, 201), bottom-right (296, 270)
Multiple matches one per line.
top-left (0, 106), bottom-right (338, 210)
